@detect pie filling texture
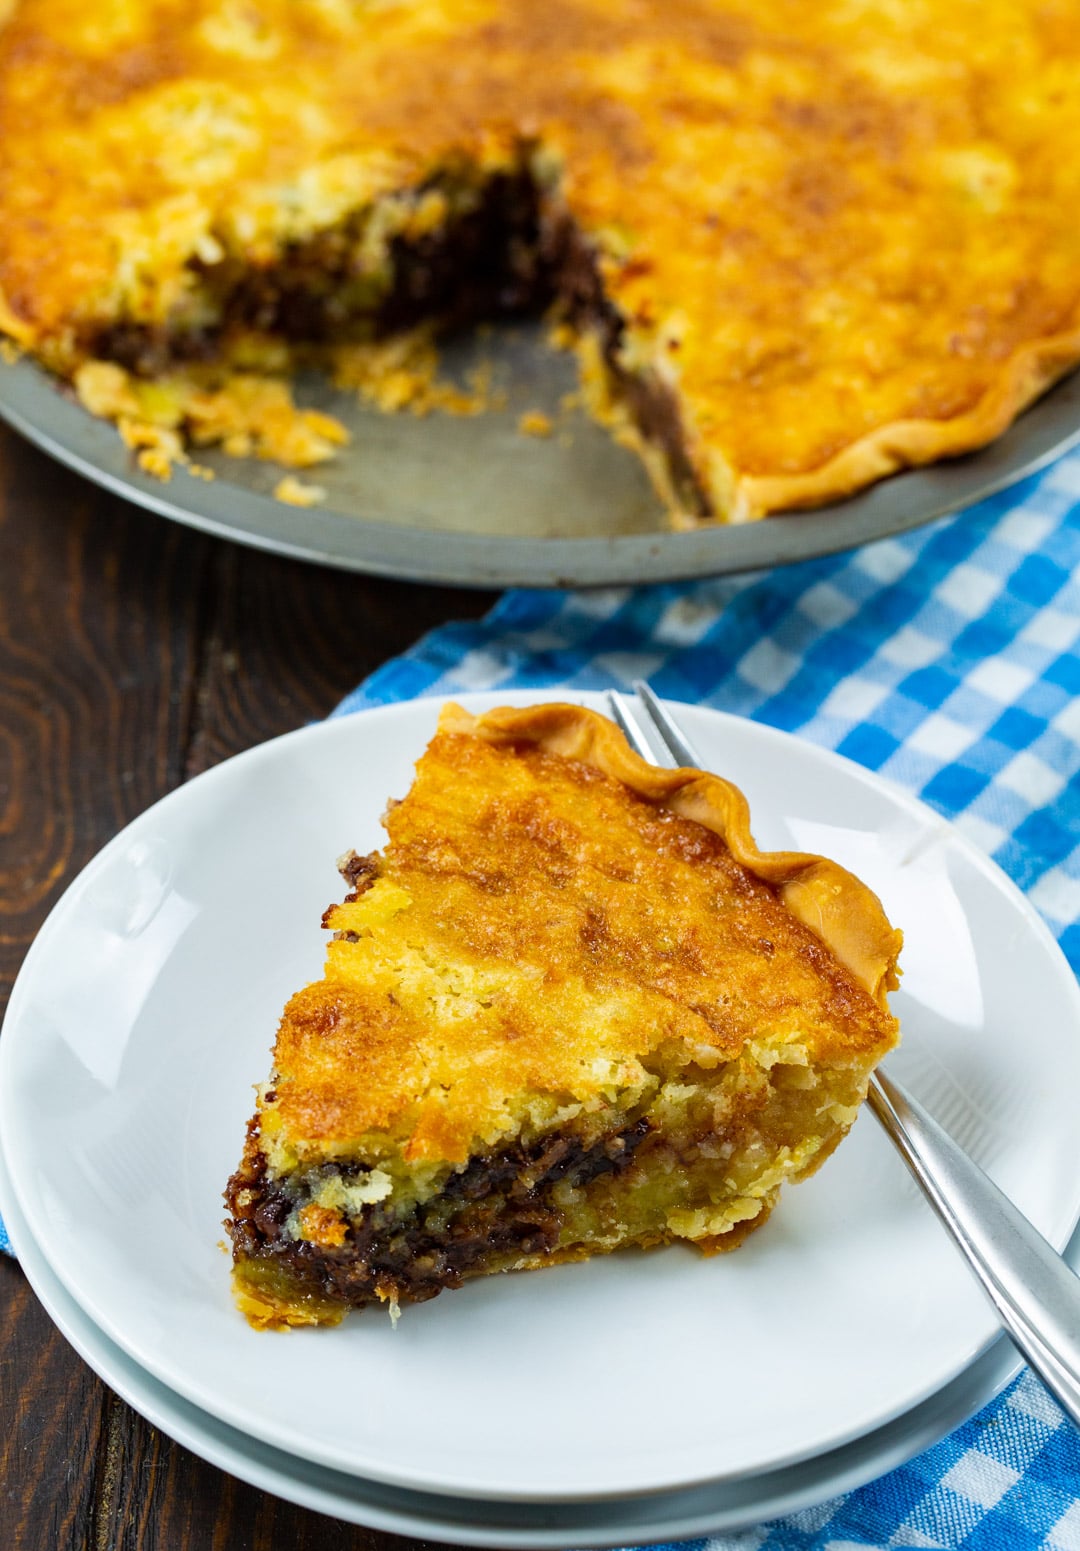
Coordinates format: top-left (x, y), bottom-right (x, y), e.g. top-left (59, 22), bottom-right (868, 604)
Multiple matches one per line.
top-left (225, 703), bottom-right (902, 1327)
top-left (3, 0), bottom-right (1080, 521)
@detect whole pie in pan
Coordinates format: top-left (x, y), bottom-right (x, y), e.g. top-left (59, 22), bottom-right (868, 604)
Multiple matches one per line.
top-left (225, 703), bottom-right (902, 1327)
top-left (1, 0), bottom-right (1079, 523)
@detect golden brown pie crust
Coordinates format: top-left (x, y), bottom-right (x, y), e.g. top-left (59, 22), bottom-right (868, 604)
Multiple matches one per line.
top-left (742, 328), bottom-right (1080, 516)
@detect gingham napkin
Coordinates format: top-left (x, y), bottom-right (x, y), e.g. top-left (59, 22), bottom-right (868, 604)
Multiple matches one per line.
top-left (6, 451), bottom-right (1080, 1546)
top-left (333, 454), bottom-right (1080, 1551)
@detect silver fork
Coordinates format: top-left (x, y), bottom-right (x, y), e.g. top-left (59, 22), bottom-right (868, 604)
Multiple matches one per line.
top-left (610, 680), bottom-right (1080, 1432)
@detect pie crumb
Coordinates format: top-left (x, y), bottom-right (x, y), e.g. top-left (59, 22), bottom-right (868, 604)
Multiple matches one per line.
top-left (519, 410), bottom-right (554, 438)
top-left (274, 475), bottom-right (327, 507)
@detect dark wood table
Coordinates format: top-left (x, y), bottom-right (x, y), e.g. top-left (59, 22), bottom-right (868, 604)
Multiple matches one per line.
top-left (0, 422), bottom-right (496, 1550)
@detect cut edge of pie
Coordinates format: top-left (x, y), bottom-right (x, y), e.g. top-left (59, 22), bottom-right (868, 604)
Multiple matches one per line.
top-left (224, 701), bottom-right (902, 1329)
top-left (1, 146), bottom-right (735, 520)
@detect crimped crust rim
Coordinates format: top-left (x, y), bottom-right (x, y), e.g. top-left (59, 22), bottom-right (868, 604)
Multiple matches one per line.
top-left (442, 700), bottom-right (903, 1008)
top-left (735, 326), bottom-right (1080, 519)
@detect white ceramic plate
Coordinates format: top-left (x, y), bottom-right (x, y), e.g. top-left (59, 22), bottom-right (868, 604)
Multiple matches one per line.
top-left (4, 1131), bottom-right (1064, 1548)
top-left (2, 693), bottom-right (1079, 1504)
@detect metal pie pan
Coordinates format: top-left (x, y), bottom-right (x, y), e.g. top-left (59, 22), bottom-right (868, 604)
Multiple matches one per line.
top-left (2, 331), bottom-right (1078, 588)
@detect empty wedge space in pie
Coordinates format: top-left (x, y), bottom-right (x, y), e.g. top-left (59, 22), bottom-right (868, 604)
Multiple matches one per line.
top-left (225, 703), bottom-right (903, 1327)
top-left (2, 1), bottom-right (1079, 522)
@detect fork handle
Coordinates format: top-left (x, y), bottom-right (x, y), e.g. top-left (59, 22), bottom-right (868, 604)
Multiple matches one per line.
top-left (867, 1070), bottom-right (1080, 1429)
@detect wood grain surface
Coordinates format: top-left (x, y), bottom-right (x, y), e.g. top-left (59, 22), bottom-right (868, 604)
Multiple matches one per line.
top-left (0, 422), bottom-right (496, 1550)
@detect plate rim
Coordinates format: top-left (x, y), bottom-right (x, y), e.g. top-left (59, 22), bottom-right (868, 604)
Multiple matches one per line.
top-left (2, 355), bottom-right (1080, 587)
top-left (2, 691), bottom-right (1079, 1503)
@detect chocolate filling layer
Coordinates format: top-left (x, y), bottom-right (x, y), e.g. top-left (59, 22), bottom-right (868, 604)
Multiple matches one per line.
top-left (542, 211), bottom-right (711, 516)
top-left (87, 170), bottom-right (552, 377)
top-left (226, 1116), bottom-right (652, 1309)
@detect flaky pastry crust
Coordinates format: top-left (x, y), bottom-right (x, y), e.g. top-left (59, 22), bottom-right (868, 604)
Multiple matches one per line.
top-left (739, 328), bottom-right (1080, 517)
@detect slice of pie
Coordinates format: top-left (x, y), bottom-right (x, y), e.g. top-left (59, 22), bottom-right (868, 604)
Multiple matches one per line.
top-left (225, 702), bottom-right (902, 1327)
top-left (2, 1), bottom-right (1080, 522)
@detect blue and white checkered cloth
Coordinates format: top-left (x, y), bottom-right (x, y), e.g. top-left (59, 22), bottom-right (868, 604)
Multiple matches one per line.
top-left (335, 452), bottom-right (1080, 1550)
top-left (6, 448), bottom-right (1080, 1544)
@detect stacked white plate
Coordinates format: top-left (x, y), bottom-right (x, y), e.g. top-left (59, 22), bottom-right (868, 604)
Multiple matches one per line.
top-left (3, 693), bottom-right (1079, 1546)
